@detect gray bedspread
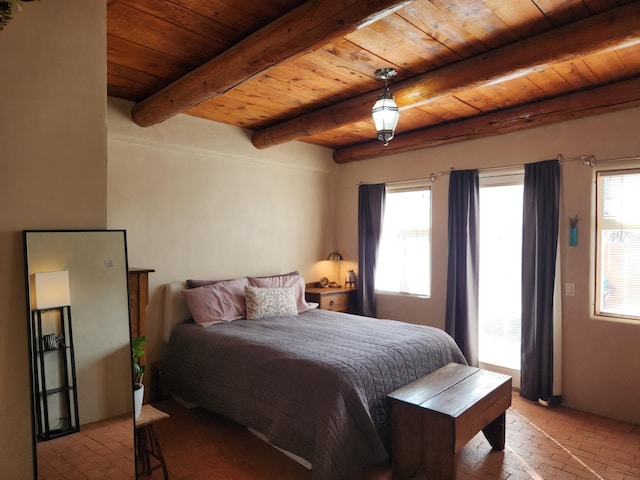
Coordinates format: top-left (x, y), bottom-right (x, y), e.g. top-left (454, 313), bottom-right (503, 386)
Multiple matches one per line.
top-left (162, 308), bottom-right (466, 480)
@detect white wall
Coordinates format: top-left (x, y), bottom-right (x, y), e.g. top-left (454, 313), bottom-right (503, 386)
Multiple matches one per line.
top-left (0, 1), bottom-right (107, 477)
top-left (333, 106), bottom-right (640, 425)
top-left (107, 97), bottom-right (337, 366)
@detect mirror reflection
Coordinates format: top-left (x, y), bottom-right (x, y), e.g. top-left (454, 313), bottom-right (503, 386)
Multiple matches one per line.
top-left (24, 230), bottom-right (135, 479)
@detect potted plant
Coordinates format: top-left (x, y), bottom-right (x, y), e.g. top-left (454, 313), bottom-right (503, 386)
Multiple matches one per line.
top-left (132, 335), bottom-right (147, 419)
top-left (0, 0), bottom-right (33, 31)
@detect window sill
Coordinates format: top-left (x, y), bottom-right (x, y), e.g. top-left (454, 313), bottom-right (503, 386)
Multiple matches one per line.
top-left (375, 290), bottom-right (430, 299)
top-left (591, 313), bottom-right (640, 325)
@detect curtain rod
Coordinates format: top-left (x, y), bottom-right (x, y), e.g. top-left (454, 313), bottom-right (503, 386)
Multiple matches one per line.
top-left (357, 153), bottom-right (640, 186)
top-left (436, 153), bottom-right (588, 178)
top-left (436, 153), bottom-right (640, 178)
top-left (358, 175), bottom-right (437, 186)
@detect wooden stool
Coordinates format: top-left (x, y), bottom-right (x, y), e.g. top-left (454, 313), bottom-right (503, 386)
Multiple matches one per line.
top-left (388, 363), bottom-right (512, 480)
top-left (135, 404), bottom-right (170, 479)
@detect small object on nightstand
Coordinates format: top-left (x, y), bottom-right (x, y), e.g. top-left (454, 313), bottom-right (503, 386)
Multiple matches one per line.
top-left (345, 270), bottom-right (356, 288)
top-left (320, 277), bottom-right (329, 288)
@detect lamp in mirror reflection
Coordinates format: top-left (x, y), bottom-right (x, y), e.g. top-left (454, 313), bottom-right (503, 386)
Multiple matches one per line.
top-left (32, 270), bottom-right (71, 309)
top-left (372, 68), bottom-right (399, 146)
top-left (327, 251), bottom-right (343, 286)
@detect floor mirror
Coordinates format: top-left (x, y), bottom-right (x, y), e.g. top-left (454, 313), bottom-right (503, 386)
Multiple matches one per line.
top-left (23, 230), bottom-right (135, 479)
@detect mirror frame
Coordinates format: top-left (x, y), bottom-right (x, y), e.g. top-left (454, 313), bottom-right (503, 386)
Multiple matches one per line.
top-left (23, 229), bottom-right (134, 479)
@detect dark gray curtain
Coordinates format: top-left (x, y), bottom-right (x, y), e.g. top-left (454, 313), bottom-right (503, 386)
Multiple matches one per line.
top-left (357, 183), bottom-right (385, 317)
top-left (445, 170), bottom-right (479, 367)
top-left (521, 159), bottom-right (560, 403)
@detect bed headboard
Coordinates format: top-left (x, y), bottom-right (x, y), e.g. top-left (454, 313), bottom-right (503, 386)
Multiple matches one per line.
top-left (162, 282), bottom-right (191, 343)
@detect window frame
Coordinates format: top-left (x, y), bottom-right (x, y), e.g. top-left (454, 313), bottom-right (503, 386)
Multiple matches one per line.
top-left (594, 167), bottom-right (640, 322)
top-left (375, 180), bottom-right (432, 297)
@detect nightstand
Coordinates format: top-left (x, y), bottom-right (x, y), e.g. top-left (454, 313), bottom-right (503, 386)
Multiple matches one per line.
top-left (305, 287), bottom-right (357, 313)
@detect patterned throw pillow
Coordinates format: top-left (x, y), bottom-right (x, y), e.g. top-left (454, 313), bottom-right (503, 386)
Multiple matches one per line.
top-left (244, 286), bottom-right (298, 319)
top-left (247, 272), bottom-right (314, 313)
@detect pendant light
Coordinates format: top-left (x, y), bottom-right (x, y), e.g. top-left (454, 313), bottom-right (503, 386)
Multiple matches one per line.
top-left (371, 68), bottom-right (399, 146)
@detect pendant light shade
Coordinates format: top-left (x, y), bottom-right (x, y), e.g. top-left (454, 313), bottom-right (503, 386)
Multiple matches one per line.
top-left (372, 68), bottom-right (399, 146)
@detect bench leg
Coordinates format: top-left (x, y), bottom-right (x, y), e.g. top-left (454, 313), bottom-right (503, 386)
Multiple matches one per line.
top-left (391, 402), bottom-right (422, 479)
top-left (482, 412), bottom-right (506, 450)
top-left (423, 415), bottom-right (457, 480)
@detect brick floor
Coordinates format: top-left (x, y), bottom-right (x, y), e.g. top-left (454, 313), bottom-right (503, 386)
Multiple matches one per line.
top-left (35, 392), bottom-right (640, 479)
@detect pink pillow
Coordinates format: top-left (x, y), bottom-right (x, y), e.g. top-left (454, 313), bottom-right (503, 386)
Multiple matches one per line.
top-left (182, 277), bottom-right (250, 327)
top-left (248, 273), bottom-right (313, 313)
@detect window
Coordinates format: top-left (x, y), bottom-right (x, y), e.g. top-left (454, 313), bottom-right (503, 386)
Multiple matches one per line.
top-left (595, 169), bottom-right (640, 320)
top-left (375, 184), bottom-right (431, 296)
top-left (479, 174), bottom-right (523, 371)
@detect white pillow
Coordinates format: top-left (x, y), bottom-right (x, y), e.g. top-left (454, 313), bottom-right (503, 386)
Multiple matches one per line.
top-left (247, 273), bottom-right (314, 313)
top-left (244, 286), bottom-right (298, 320)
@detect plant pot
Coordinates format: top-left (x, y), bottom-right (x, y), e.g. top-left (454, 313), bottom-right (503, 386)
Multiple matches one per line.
top-left (134, 383), bottom-right (144, 420)
top-left (569, 227), bottom-right (578, 246)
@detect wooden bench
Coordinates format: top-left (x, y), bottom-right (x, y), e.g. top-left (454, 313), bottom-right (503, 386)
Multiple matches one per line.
top-left (387, 363), bottom-right (512, 480)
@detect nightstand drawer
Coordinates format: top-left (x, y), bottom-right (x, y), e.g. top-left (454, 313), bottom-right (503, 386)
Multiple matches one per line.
top-left (318, 292), bottom-right (351, 312)
top-left (305, 287), bottom-right (356, 313)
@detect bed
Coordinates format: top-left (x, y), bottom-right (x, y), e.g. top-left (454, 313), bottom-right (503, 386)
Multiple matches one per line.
top-left (161, 275), bottom-right (466, 480)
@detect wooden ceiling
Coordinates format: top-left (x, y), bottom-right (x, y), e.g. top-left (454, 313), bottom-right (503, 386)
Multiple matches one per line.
top-left (107, 0), bottom-right (640, 163)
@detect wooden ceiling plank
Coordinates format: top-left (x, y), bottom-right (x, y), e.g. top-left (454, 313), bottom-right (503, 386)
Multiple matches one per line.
top-left (107, 63), bottom-right (171, 100)
top-left (427, 0), bottom-right (520, 49)
top-left (252, 2), bottom-right (640, 149)
top-left (187, 96), bottom-right (282, 128)
top-left (169, 0), bottom-right (305, 33)
top-left (258, 53), bottom-right (380, 110)
top-left (345, 15), bottom-right (453, 74)
top-left (332, 76), bottom-right (640, 163)
top-left (481, 0), bottom-right (552, 37)
top-left (398, 2), bottom-right (489, 58)
top-left (107, 35), bottom-right (192, 79)
top-left (230, 80), bottom-right (319, 112)
top-left (131, 0), bottom-right (416, 127)
top-left (582, 0), bottom-right (635, 15)
top-left (107, 73), bottom-right (148, 94)
top-left (108, 2), bottom-right (220, 64)
top-left (321, 37), bottom-right (392, 79)
top-left (531, 0), bottom-right (591, 26)
top-left (116, 0), bottom-right (243, 45)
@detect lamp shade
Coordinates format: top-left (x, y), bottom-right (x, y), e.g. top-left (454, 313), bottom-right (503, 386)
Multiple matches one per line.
top-left (371, 89), bottom-right (399, 146)
top-left (32, 270), bottom-right (71, 309)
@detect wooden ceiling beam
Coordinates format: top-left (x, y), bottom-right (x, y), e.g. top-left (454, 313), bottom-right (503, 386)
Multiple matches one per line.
top-left (332, 76), bottom-right (640, 163)
top-left (252, 2), bottom-right (640, 149)
top-left (130, 0), bottom-right (414, 127)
